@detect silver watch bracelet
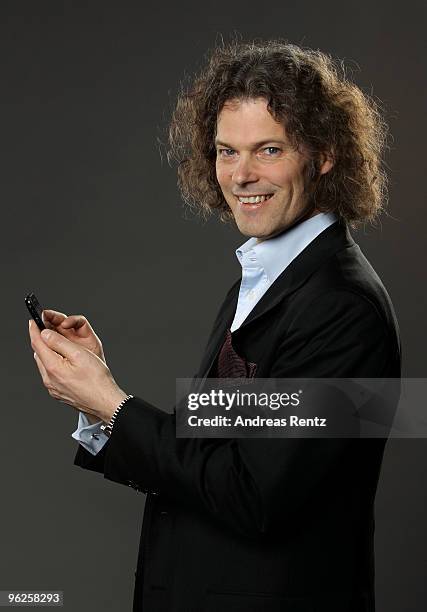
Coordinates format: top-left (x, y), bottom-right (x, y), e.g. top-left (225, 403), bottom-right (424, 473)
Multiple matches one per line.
top-left (100, 394), bottom-right (134, 437)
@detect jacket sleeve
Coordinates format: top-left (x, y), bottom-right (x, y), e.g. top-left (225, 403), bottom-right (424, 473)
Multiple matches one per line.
top-left (75, 290), bottom-right (398, 536)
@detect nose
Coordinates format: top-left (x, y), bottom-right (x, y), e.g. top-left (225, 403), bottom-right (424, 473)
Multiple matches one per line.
top-left (231, 154), bottom-right (259, 185)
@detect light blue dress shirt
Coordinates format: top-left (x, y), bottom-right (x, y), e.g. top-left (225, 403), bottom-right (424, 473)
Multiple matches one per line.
top-left (72, 211), bottom-right (338, 455)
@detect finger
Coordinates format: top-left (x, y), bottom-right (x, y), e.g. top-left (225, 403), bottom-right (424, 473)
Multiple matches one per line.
top-left (59, 315), bottom-right (89, 330)
top-left (38, 327), bottom-right (82, 363)
top-left (29, 318), bottom-right (41, 341)
top-left (42, 310), bottom-right (67, 327)
top-left (33, 350), bottom-right (50, 386)
top-left (59, 315), bottom-right (96, 339)
top-left (42, 311), bottom-right (85, 339)
top-left (30, 321), bottom-right (66, 369)
top-left (28, 319), bottom-right (61, 382)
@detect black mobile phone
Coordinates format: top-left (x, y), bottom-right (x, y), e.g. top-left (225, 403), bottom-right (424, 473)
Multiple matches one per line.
top-left (25, 292), bottom-right (46, 331)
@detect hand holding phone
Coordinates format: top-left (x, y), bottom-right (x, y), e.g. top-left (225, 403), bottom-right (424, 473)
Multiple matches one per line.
top-left (43, 309), bottom-right (106, 363)
top-left (25, 293), bottom-right (106, 363)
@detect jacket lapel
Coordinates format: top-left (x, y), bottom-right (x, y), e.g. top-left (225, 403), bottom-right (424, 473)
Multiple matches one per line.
top-left (235, 220), bottom-right (355, 333)
top-left (197, 220), bottom-right (355, 380)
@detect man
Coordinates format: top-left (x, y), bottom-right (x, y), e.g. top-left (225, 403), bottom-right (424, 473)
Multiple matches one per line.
top-left (29, 40), bottom-right (401, 611)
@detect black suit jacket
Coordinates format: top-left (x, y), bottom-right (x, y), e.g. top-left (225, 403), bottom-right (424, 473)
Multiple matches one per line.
top-left (74, 220), bottom-right (401, 612)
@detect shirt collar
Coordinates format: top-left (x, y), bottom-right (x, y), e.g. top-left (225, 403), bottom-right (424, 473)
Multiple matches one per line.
top-left (235, 212), bottom-right (338, 284)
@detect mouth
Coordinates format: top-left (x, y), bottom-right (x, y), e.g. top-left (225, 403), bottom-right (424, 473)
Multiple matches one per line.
top-left (234, 193), bottom-right (274, 211)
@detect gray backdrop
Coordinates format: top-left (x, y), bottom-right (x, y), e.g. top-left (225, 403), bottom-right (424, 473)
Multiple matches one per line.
top-left (2, 1), bottom-right (426, 610)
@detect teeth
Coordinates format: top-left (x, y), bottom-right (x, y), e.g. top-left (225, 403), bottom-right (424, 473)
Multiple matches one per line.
top-left (237, 194), bottom-right (272, 204)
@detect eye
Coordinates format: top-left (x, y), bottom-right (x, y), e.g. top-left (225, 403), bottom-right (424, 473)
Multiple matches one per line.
top-left (217, 148), bottom-right (236, 158)
top-left (262, 146), bottom-right (282, 156)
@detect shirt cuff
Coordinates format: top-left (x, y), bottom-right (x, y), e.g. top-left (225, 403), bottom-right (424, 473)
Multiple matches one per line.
top-left (71, 411), bottom-right (109, 456)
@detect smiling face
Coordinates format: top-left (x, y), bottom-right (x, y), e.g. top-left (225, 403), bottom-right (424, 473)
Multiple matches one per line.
top-left (215, 98), bottom-right (332, 240)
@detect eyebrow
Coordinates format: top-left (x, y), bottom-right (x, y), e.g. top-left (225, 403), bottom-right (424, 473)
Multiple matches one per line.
top-left (214, 138), bottom-right (289, 148)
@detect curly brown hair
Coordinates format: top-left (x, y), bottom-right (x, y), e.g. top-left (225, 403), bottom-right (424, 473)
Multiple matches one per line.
top-left (167, 38), bottom-right (389, 226)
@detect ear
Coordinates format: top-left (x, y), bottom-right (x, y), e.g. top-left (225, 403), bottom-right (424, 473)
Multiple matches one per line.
top-left (319, 151), bottom-right (334, 175)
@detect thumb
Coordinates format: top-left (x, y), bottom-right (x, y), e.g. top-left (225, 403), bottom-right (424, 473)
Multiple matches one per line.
top-left (41, 328), bottom-right (81, 360)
